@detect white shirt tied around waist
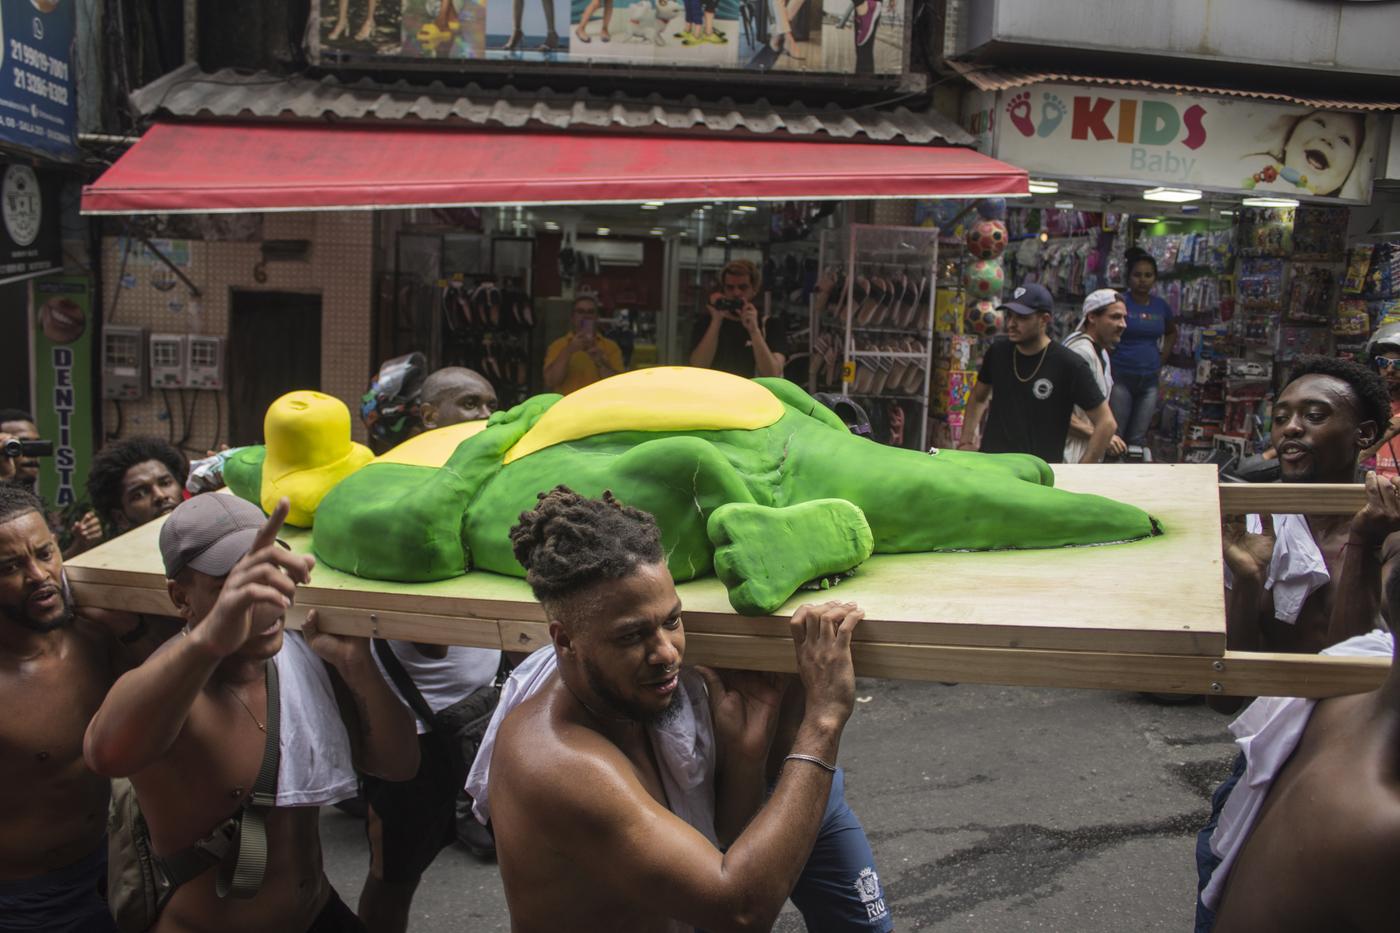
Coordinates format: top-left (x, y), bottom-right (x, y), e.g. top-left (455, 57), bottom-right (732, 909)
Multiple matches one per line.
top-left (464, 646), bottom-right (718, 844)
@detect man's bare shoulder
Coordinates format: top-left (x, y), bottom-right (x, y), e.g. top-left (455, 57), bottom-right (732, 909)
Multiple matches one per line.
top-left (493, 686), bottom-right (653, 822)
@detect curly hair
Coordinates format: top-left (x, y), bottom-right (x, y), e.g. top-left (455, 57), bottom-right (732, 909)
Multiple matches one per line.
top-left (510, 486), bottom-right (664, 607)
top-left (0, 482), bottom-right (44, 526)
top-left (86, 437), bottom-right (188, 522)
top-left (1287, 355), bottom-right (1391, 431)
top-left (0, 408), bottom-right (34, 426)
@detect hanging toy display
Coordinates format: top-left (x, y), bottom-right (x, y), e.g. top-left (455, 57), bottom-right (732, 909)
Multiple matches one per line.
top-left (964, 258), bottom-right (1006, 300)
top-left (963, 299), bottom-right (1003, 335)
top-left (966, 220), bottom-right (1009, 261)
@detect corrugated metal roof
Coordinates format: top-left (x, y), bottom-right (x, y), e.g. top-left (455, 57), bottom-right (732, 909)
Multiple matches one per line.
top-left (947, 61), bottom-right (1400, 112)
top-left (129, 65), bottom-right (973, 146)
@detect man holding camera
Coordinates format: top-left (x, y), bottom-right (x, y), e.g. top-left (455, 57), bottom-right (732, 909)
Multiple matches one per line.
top-left (1, 410), bottom-right (104, 559)
top-left (689, 259), bottom-right (787, 379)
top-left (542, 296), bottom-right (624, 395)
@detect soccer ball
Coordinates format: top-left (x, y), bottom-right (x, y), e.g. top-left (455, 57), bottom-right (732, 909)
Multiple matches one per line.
top-left (964, 259), bottom-right (1005, 299)
top-left (966, 220), bottom-right (1008, 261)
top-left (963, 300), bottom-right (1002, 335)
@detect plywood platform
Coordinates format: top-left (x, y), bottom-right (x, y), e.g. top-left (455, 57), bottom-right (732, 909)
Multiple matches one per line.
top-left (64, 464), bottom-right (1391, 697)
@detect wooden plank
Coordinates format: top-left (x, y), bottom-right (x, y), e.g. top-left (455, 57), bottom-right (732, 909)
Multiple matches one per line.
top-left (71, 583), bottom-right (1386, 698)
top-left (66, 465), bottom-right (1227, 658)
top-left (680, 633), bottom-right (1391, 699)
top-left (1218, 482), bottom-right (1365, 515)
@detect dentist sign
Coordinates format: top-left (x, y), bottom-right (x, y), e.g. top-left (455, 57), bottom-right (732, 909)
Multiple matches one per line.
top-left (972, 82), bottom-right (1380, 203)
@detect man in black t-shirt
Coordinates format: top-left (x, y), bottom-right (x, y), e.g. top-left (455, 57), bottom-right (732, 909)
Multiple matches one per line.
top-left (958, 282), bottom-right (1117, 464)
top-left (689, 259), bottom-right (788, 378)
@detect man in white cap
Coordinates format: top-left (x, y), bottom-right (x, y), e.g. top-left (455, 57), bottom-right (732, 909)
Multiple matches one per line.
top-left (1064, 289), bottom-right (1129, 463)
top-left (958, 282), bottom-right (1117, 464)
top-left (84, 494), bottom-right (419, 933)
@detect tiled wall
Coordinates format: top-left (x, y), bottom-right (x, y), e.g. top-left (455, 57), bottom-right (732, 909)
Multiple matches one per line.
top-left (100, 211), bottom-right (375, 451)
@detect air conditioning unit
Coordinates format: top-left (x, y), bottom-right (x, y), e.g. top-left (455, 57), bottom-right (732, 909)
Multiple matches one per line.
top-left (102, 326), bottom-right (146, 399)
top-left (149, 334), bottom-right (187, 388)
top-left (186, 336), bottom-right (224, 389)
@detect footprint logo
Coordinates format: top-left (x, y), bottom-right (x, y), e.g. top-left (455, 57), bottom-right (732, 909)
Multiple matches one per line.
top-left (1037, 93), bottom-right (1066, 138)
top-left (1006, 92), bottom-right (1035, 137)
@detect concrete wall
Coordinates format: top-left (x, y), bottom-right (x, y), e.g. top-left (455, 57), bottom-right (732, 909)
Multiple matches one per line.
top-left (99, 211), bottom-right (374, 450)
top-left (963, 0), bottom-right (1400, 78)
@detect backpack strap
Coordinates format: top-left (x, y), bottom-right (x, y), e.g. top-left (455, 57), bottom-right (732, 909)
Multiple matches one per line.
top-left (217, 659), bottom-right (281, 899)
top-left (373, 638), bottom-right (436, 726)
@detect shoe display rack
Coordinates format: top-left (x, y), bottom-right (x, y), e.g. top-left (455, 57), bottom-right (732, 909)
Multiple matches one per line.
top-left (809, 224), bottom-right (939, 450)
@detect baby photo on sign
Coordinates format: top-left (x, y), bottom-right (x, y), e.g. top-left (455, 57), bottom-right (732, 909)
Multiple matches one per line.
top-left (1236, 109), bottom-right (1378, 200)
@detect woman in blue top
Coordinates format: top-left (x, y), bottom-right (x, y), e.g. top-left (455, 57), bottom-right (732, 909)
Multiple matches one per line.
top-left (1109, 247), bottom-right (1177, 447)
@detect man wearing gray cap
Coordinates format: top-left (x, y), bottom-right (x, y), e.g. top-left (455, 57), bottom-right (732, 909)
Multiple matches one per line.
top-left (84, 494), bottom-right (419, 933)
top-left (958, 282), bottom-right (1118, 464)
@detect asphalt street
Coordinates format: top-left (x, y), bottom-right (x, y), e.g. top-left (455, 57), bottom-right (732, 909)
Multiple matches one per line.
top-left (321, 678), bottom-right (1238, 931)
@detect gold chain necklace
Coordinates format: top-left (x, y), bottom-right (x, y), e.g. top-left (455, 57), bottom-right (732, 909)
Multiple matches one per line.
top-left (221, 682), bottom-right (266, 733)
top-left (1013, 343), bottom-right (1050, 383)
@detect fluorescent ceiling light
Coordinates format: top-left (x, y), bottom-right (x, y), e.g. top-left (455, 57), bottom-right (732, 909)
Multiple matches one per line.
top-left (641, 204), bottom-right (661, 211)
top-left (1054, 200), bottom-right (1075, 210)
top-left (1240, 196), bottom-right (1299, 208)
top-left (1218, 210), bottom-right (1235, 216)
top-left (649, 228), bottom-right (665, 235)
top-left (1135, 217), bottom-right (1162, 224)
top-left (1028, 179), bottom-right (1059, 194)
top-left (1143, 186), bottom-right (1202, 203)
top-left (543, 221), bottom-right (559, 230)
top-left (643, 201), bottom-right (664, 207)
top-left (596, 227), bottom-right (610, 235)
top-left (737, 205), bottom-right (758, 212)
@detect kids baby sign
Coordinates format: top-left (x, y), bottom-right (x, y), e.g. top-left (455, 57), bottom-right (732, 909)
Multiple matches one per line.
top-left (988, 83), bottom-right (1378, 203)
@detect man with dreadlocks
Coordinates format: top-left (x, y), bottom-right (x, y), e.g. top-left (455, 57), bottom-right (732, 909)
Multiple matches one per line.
top-left (487, 486), bottom-right (867, 933)
top-left (1222, 356), bottom-right (1400, 674)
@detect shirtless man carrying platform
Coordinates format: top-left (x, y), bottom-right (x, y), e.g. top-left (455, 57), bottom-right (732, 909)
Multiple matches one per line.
top-left (1196, 570), bottom-right (1400, 931)
top-left (0, 483), bottom-right (123, 932)
top-left (84, 495), bottom-right (419, 933)
top-left (1222, 357), bottom-right (1400, 660)
top-left (490, 486), bottom-right (865, 933)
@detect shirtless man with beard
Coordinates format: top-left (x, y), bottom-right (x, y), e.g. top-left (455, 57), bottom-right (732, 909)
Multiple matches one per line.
top-left (490, 487), bottom-right (866, 933)
top-left (0, 483), bottom-right (123, 932)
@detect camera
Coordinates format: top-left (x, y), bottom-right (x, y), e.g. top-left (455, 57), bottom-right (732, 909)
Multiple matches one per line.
top-left (2, 438), bottom-right (53, 458)
top-left (714, 297), bottom-right (745, 313)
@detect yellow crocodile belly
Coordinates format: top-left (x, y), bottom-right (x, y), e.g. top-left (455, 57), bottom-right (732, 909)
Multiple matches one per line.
top-left (375, 420), bottom-right (490, 468)
top-left (505, 367), bottom-right (783, 464)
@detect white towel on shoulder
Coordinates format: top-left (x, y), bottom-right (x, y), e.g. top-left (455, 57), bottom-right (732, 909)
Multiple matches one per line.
top-left (466, 647), bottom-right (718, 844)
top-left (1200, 629), bottom-right (1394, 911)
top-left (272, 631), bottom-right (360, 808)
top-left (1241, 513), bottom-right (1330, 625)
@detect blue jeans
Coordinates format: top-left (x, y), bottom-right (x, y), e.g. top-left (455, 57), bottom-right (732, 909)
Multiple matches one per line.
top-left (1194, 752), bottom-right (1247, 933)
top-left (1110, 370), bottom-right (1160, 447)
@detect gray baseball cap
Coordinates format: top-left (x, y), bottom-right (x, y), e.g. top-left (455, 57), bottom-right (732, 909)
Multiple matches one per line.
top-left (159, 494), bottom-right (268, 579)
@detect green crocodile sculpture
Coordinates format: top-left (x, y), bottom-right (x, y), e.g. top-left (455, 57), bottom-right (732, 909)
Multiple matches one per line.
top-left (224, 367), bottom-right (1160, 616)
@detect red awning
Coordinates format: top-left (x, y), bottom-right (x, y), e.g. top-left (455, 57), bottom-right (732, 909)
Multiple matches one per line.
top-left (81, 122), bottom-right (1027, 214)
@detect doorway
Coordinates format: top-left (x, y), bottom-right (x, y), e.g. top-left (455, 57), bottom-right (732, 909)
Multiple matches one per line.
top-left (228, 290), bottom-right (322, 446)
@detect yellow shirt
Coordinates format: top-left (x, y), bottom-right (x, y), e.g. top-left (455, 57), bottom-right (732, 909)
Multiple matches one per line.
top-left (544, 334), bottom-right (625, 395)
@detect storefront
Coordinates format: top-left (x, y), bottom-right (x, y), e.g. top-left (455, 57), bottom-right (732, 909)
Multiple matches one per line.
top-left (79, 68), bottom-right (1028, 456)
top-left (937, 72), bottom-right (1399, 462)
